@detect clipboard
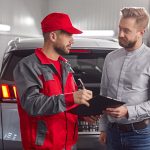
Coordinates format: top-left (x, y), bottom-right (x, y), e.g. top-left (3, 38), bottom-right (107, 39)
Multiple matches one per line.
top-left (68, 95), bottom-right (125, 116)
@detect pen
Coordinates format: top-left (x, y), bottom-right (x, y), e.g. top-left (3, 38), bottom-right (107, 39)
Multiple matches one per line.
top-left (78, 78), bottom-right (85, 89)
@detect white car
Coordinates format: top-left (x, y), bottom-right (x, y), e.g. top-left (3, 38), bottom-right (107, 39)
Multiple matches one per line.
top-left (0, 37), bottom-right (120, 150)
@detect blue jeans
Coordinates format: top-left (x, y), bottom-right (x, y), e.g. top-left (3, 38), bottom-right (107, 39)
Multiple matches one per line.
top-left (106, 123), bottom-right (150, 150)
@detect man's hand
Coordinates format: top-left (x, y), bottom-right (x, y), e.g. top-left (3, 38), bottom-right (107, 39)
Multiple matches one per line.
top-left (83, 115), bottom-right (100, 124)
top-left (104, 105), bottom-right (128, 118)
top-left (73, 89), bottom-right (93, 107)
top-left (99, 131), bottom-right (107, 144)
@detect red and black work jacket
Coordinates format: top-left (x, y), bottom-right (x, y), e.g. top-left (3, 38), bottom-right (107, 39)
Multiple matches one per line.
top-left (13, 48), bottom-right (78, 150)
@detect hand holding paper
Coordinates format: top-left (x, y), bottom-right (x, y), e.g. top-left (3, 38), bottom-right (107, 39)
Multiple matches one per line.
top-left (69, 95), bottom-right (125, 116)
top-left (104, 105), bottom-right (128, 118)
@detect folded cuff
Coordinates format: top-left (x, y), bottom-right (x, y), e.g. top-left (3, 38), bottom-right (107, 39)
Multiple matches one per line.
top-left (127, 105), bottom-right (137, 121)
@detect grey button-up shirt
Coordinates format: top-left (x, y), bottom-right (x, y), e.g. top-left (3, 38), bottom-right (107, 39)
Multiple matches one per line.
top-left (99, 43), bottom-right (150, 131)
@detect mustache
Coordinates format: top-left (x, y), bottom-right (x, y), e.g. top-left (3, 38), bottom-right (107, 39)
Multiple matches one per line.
top-left (119, 37), bottom-right (127, 41)
top-left (66, 44), bottom-right (72, 48)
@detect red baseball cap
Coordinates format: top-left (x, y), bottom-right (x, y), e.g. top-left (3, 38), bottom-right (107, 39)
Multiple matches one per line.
top-left (41, 12), bottom-right (82, 34)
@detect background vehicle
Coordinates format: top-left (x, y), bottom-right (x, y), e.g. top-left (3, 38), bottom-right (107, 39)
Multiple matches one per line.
top-left (0, 37), bottom-right (120, 150)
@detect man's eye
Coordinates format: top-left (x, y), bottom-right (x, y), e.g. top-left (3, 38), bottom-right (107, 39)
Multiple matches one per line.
top-left (124, 29), bottom-right (130, 34)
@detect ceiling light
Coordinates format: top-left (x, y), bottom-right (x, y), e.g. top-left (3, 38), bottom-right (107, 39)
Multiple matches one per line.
top-left (76, 30), bottom-right (115, 37)
top-left (20, 17), bottom-right (34, 26)
top-left (0, 24), bottom-right (11, 32)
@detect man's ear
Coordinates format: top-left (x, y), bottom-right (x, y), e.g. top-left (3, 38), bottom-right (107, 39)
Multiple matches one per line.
top-left (49, 32), bottom-right (57, 42)
top-left (137, 29), bottom-right (145, 38)
top-left (140, 29), bottom-right (145, 36)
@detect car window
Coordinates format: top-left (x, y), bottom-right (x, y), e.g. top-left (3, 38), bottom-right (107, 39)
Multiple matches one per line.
top-left (65, 52), bottom-right (107, 95)
top-left (0, 50), bottom-right (34, 81)
top-left (65, 54), bottom-right (105, 83)
top-left (0, 49), bottom-right (107, 95)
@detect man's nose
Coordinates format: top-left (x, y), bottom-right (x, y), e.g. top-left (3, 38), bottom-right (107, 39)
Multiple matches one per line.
top-left (119, 31), bottom-right (125, 37)
top-left (70, 37), bottom-right (74, 44)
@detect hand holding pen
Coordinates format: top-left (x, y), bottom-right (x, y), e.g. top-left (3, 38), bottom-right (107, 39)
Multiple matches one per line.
top-left (77, 79), bottom-right (99, 122)
top-left (78, 78), bottom-right (85, 89)
top-left (73, 78), bottom-right (93, 107)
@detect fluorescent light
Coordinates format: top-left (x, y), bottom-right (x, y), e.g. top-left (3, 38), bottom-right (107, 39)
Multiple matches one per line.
top-left (77, 30), bottom-right (115, 37)
top-left (25, 17), bottom-right (34, 25)
top-left (0, 24), bottom-right (11, 32)
top-left (20, 17), bottom-right (34, 26)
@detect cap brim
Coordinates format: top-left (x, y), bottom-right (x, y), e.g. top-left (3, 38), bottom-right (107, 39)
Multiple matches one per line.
top-left (63, 26), bottom-right (82, 34)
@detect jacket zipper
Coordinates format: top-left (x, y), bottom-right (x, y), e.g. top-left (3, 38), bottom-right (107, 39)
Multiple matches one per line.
top-left (61, 62), bottom-right (67, 149)
top-left (73, 122), bottom-right (77, 140)
top-left (64, 112), bottom-right (68, 150)
top-left (51, 61), bottom-right (68, 149)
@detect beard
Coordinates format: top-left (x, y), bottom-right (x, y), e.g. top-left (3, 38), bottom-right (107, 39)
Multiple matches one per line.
top-left (53, 44), bottom-right (71, 55)
top-left (118, 37), bottom-right (137, 49)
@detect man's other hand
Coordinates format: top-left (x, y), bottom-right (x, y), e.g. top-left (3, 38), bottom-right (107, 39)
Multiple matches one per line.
top-left (83, 115), bottom-right (100, 124)
top-left (99, 131), bottom-right (107, 145)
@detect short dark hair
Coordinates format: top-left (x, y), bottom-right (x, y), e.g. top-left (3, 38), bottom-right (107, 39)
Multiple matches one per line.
top-left (43, 30), bottom-right (71, 42)
top-left (43, 32), bottom-right (50, 42)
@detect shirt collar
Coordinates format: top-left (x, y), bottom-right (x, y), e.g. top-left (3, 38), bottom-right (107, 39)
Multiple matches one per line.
top-left (125, 43), bottom-right (145, 56)
top-left (35, 48), bottom-right (67, 64)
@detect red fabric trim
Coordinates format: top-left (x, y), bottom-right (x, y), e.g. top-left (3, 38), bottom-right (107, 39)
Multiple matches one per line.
top-left (35, 48), bottom-right (67, 64)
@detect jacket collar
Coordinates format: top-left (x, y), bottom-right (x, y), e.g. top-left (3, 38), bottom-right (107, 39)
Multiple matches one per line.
top-left (35, 48), bottom-right (67, 64)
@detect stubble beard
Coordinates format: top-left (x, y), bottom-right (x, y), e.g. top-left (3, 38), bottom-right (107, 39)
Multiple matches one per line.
top-left (53, 45), bottom-right (69, 55)
top-left (119, 38), bottom-right (137, 49)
